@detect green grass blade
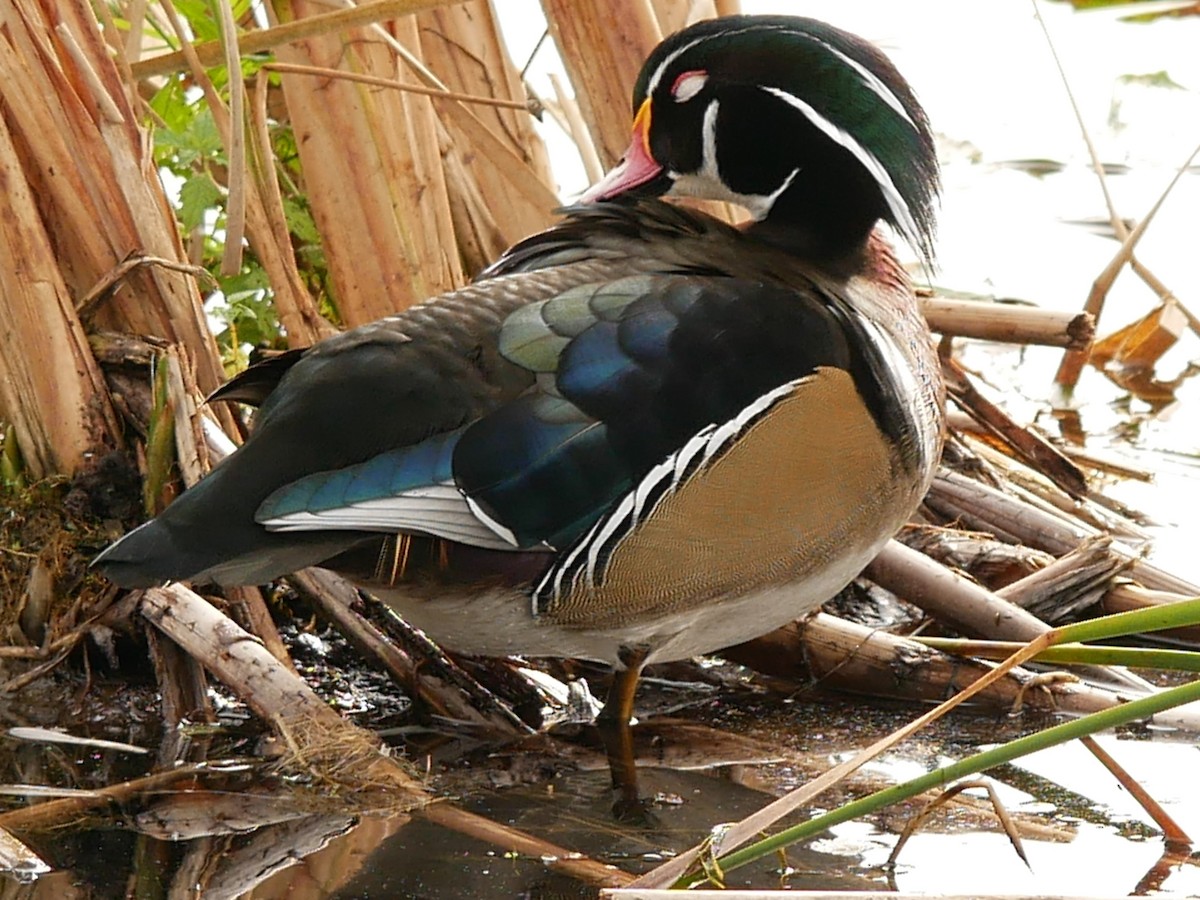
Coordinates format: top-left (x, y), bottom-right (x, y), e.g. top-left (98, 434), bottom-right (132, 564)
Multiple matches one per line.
top-left (916, 638), bottom-right (1200, 671)
top-left (679, 675), bottom-right (1200, 888)
top-left (1047, 597), bottom-right (1200, 644)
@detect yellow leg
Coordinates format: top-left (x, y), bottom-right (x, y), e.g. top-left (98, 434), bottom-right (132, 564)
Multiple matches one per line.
top-left (596, 647), bottom-right (649, 820)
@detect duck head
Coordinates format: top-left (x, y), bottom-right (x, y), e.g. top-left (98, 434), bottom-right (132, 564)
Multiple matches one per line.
top-left (581, 15), bottom-right (939, 266)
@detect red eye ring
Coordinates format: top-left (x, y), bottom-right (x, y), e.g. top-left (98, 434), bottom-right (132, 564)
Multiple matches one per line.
top-left (670, 69), bottom-right (708, 102)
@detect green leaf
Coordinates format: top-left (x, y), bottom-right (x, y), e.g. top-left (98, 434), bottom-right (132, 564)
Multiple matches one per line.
top-left (282, 198), bottom-right (322, 245)
top-left (172, 0), bottom-right (219, 42)
top-left (218, 266), bottom-right (271, 299)
top-left (1, 424), bottom-right (26, 490)
top-left (210, 274), bottom-right (284, 351)
top-left (919, 637), bottom-right (1200, 672)
top-left (149, 78), bottom-right (191, 134)
top-left (178, 174), bottom-right (224, 231)
top-left (156, 107), bottom-right (224, 168)
top-left (1117, 70), bottom-right (1186, 89)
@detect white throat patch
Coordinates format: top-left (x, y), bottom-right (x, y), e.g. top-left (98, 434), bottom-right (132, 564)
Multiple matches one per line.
top-left (666, 99), bottom-right (800, 221)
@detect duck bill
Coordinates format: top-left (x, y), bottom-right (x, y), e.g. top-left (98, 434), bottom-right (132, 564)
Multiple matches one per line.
top-left (580, 100), bottom-right (663, 203)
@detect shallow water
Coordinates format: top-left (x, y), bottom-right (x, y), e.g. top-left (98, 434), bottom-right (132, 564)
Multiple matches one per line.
top-left (5, 2), bottom-right (1200, 896)
top-left (3, 681), bottom-right (1198, 896)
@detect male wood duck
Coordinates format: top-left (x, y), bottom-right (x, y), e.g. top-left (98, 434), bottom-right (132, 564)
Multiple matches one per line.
top-left (96, 15), bottom-right (943, 809)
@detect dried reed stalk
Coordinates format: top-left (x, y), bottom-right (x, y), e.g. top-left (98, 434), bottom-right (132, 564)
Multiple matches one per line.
top-left (0, 0), bottom-right (228, 402)
top-left (248, 71), bottom-right (338, 346)
top-left (1102, 584), bottom-right (1200, 645)
top-left (0, 112), bottom-right (116, 478)
top-left (417, 2), bottom-right (557, 258)
top-left (725, 611), bottom-right (1136, 718)
top-left (652, 0), bottom-right (729, 35)
top-left (541, 0), bottom-right (662, 167)
top-left (0, 825), bottom-right (46, 880)
top-left (926, 469), bottom-right (1199, 603)
top-left (921, 296), bottom-right (1094, 349)
top-left (287, 567), bottom-right (528, 735)
top-left (421, 804), bottom-right (634, 889)
top-left (131, 0), bottom-right (457, 80)
top-left (235, 815), bottom-right (397, 898)
top-left (269, 0), bottom-right (462, 325)
top-left (145, 625), bottom-right (211, 763)
top-left (867, 540), bottom-right (1152, 694)
top-left (900, 524), bottom-right (1053, 588)
top-left (0, 0), bottom-right (238, 474)
top-left (944, 357), bottom-right (1088, 498)
top-left (156, 4), bottom-right (334, 349)
top-left (0, 763), bottom-right (218, 834)
top-left (141, 583), bottom-right (428, 803)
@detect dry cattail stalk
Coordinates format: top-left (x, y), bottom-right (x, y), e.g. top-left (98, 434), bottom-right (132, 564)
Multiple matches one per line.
top-left (0, 0), bottom-right (234, 473)
top-left (269, 0), bottom-right (461, 325)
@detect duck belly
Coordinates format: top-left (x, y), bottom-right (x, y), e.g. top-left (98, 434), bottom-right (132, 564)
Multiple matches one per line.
top-left (367, 513), bottom-right (897, 667)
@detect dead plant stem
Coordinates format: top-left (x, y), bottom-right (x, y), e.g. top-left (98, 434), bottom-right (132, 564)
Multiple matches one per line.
top-left (129, 0), bottom-right (464, 80)
top-left (213, 0), bottom-right (246, 276)
top-left (633, 628), bottom-right (1062, 888)
top-left (263, 61), bottom-right (532, 110)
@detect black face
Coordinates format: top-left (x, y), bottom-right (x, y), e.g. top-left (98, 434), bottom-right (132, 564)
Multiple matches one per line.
top-left (627, 15), bottom-right (940, 263)
top-left (642, 69), bottom-right (709, 182)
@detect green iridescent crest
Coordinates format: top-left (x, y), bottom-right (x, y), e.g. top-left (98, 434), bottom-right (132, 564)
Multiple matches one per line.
top-left (634, 16), bottom-right (939, 263)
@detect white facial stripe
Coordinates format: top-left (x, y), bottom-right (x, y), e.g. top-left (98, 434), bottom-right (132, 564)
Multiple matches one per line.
top-left (668, 165), bottom-right (799, 223)
top-left (644, 35), bottom-right (710, 98)
top-left (643, 23), bottom-right (772, 98)
top-left (803, 35), bottom-right (917, 129)
top-left (762, 85), bottom-right (922, 252)
top-left (647, 24), bottom-right (915, 122)
top-left (760, 166), bottom-right (799, 212)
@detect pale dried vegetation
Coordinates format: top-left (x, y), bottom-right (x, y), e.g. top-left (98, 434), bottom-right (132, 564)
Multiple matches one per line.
top-left (0, 0), bottom-right (1197, 892)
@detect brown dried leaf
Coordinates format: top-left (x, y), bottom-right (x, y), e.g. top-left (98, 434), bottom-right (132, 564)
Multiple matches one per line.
top-left (1090, 300), bottom-right (1187, 403)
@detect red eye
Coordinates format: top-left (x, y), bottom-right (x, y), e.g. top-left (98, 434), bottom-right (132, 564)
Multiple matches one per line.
top-left (670, 69), bottom-right (708, 102)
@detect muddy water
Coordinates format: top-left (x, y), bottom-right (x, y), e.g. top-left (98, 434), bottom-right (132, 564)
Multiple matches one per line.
top-left (5, 691), bottom-right (1197, 896)
top-left (4, 2), bottom-right (1199, 897)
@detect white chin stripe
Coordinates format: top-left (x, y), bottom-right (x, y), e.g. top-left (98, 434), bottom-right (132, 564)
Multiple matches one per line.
top-left (668, 167), bottom-right (800, 224)
top-left (664, 97), bottom-right (802, 221)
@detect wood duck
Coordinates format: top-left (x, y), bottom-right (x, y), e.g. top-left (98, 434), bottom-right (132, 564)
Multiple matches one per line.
top-left (96, 15), bottom-right (943, 811)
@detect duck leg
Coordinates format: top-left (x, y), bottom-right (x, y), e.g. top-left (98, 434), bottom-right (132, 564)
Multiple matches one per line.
top-left (596, 646), bottom-right (650, 819)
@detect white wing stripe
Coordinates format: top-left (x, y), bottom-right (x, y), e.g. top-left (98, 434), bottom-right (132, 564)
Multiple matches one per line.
top-left (260, 479), bottom-right (521, 550)
top-left (463, 495), bottom-right (520, 547)
top-left (585, 493), bottom-right (636, 588)
top-left (672, 426), bottom-right (715, 487)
